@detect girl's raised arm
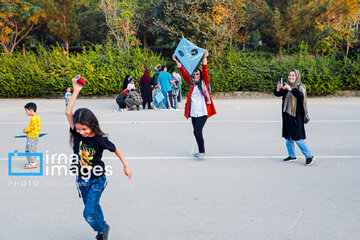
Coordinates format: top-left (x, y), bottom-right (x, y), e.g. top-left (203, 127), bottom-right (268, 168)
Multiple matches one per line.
top-left (172, 54), bottom-right (182, 68)
top-left (203, 50), bottom-right (209, 65)
top-left (65, 78), bottom-right (83, 129)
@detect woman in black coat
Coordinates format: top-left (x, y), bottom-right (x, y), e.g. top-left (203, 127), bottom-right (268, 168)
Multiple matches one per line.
top-left (274, 69), bottom-right (315, 165)
top-left (139, 69), bottom-right (153, 109)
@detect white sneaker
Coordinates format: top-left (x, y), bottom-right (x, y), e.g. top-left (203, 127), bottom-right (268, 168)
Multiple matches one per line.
top-left (25, 161), bottom-right (37, 169)
top-left (193, 153), bottom-right (205, 158)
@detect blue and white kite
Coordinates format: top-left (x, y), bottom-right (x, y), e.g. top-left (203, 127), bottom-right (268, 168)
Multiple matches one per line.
top-left (174, 37), bottom-right (206, 75)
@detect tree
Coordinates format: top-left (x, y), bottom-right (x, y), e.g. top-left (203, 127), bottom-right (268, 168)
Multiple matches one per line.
top-left (133, 0), bottom-right (151, 51)
top-left (149, 0), bottom-right (229, 57)
top-left (0, 0), bottom-right (45, 53)
top-left (238, 0), bottom-right (269, 51)
top-left (272, 7), bottom-right (291, 58)
top-left (264, 0), bottom-right (315, 58)
top-left (43, 0), bottom-right (80, 56)
top-left (224, 0), bottom-right (246, 51)
top-left (76, 10), bottom-right (108, 45)
top-left (313, 0), bottom-right (360, 56)
top-left (100, 0), bottom-right (140, 53)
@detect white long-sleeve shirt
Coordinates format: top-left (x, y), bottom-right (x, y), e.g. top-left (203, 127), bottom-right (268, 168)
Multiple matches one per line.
top-left (190, 86), bottom-right (207, 117)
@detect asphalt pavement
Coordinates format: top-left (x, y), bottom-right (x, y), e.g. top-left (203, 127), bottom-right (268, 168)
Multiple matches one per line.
top-left (1, 97), bottom-right (359, 240)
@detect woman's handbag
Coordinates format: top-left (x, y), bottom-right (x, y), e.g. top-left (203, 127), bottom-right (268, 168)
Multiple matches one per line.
top-left (304, 114), bottom-right (310, 124)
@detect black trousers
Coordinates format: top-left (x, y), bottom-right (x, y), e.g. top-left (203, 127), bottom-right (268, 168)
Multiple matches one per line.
top-left (116, 99), bottom-right (126, 108)
top-left (142, 101), bottom-right (152, 109)
top-left (191, 115), bottom-right (207, 153)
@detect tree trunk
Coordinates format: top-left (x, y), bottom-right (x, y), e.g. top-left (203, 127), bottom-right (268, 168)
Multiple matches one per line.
top-left (230, 37), bottom-right (232, 52)
top-left (241, 31), bottom-right (248, 51)
top-left (1, 43), bottom-right (9, 53)
top-left (143, 30), bottom-right (147, 52)
top-left (66, 41), bottom-right (69, 57)
top-left (279, 45), bottom-right (283, 60)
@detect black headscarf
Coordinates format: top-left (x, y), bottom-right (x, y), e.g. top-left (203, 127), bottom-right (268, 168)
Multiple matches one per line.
top-left (123, 75), bottom-right (131, 90)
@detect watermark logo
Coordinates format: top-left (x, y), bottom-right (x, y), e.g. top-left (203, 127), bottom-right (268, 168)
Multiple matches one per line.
top-left (8, 150), bottom-right (113, 179)
top-left (8, 150), bottom-right (43, 176)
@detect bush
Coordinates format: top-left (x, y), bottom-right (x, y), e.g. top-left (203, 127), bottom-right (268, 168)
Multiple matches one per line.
top-left (0, 47), bottom-right (359, 97)
top-left (206, 52), bottom-right (360, 96)
top-left (0, 44), bottom-right (163, 97)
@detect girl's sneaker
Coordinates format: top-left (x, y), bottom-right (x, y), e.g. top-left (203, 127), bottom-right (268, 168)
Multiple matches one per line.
top-left (25, 162), bottom-right (37, 169)
top-left (96, 224), bottom-right (110, 240)
top-left (283, 156), bottom-right (297, 161)
top-left (194, 153), bottom-right (206, 158)
top-left (305, 156), bottom-right (315, 165)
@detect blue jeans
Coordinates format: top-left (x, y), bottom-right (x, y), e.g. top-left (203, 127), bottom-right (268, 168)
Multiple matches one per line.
top-left (177, 90), bottom-right (182, 103)
top-left (161, 91), bottom-right (171, 109)
top-left (286, 138), bottom-right (312, 158)
top-left (77, 175), bottom-right (107, 233)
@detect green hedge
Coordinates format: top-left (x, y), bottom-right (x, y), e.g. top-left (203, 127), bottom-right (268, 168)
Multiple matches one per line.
top-left (206, 52), bottom-right (360, 96)
top-left (0, 46), bottom-right (359, 97)
top-left (0, 44), bottom-right (163, 97)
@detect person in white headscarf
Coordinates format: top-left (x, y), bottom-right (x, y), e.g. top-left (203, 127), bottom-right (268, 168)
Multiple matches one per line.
top-left (275, 69), bottom-right (315, 165)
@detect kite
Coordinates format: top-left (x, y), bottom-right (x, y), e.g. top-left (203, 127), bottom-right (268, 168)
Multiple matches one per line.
top-left (174, 37), bottom-right (206, 75)
top-left (15, 133), bottom-right (48, 138)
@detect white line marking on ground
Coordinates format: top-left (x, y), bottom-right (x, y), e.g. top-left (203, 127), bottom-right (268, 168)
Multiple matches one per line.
top-left (290, 205), bottom-right (304, 230)
top-left (1, 155), bottom-right (359, 161)
top-left (1, 120), bottom-right (360, 125)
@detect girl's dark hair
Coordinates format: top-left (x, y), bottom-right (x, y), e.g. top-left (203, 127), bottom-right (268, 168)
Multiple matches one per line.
top-left (191, 69), bottom-right (207, 97)
top-left (70, 108), bottom-right (106, 147)
top-left (197, 69), bottom-right (203, 81)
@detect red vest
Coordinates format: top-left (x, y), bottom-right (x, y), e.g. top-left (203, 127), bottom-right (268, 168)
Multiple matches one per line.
top-left (121, 89), bottom-right (129, 97)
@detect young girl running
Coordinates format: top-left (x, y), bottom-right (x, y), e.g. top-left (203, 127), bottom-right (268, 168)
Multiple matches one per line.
top-left (65, 78), bottom-right (132, 240)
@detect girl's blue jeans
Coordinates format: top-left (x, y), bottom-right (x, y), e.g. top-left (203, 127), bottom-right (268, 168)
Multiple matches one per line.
top-left (77, 175), bottom-right (107, 233)
top-left (286, 138), bottom-right (312, 158)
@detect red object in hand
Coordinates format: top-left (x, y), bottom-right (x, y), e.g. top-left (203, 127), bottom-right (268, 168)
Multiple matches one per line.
top-left (77, 77), bottom-right (86, 86)
top-left (75, 74), bottom-right (86, 86)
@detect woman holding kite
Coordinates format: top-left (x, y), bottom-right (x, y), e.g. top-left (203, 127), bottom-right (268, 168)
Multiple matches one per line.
top-left (172, 50), bottom-right (216, 158)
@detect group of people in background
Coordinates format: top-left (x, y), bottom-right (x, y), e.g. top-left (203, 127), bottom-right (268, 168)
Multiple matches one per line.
top-left (64, 65), bottom-right (183, 112)
top-left (115, 64), bottom-right (183, 111)
top-left (116, 75), bottom-right (143, 110)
